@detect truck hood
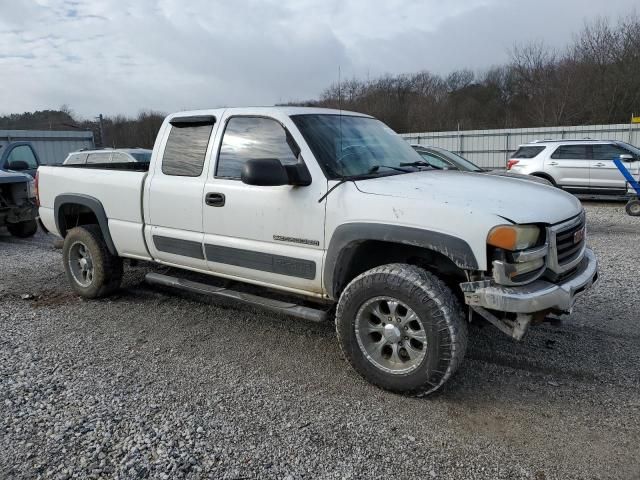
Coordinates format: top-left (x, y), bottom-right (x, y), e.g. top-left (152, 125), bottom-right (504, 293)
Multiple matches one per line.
top-left (354, 170), bottom-right (582, 225)
top-left (0, 169), bottom-right (31, 184)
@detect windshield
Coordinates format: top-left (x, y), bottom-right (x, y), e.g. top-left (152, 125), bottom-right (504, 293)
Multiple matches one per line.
top-left (290, 114), bottom-right (425, 179)
top-left (428, 147), bottom-right (483, 172)
top-left (130, 152), bottom-right (152, 162)
top-left (617, 141), bottom-right (640, 157)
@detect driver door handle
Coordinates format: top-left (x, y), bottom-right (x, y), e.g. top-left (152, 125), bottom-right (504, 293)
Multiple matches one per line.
top-left (593, 163), bottom-right (606, 167)
top-left (205, 192), bottom-right (225, 207)
top-left (548, 161), bottom-right (559, 166)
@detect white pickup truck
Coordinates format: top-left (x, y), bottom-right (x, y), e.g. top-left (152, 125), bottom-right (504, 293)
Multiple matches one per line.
top-left (38, 107), bottom-right (598, 395)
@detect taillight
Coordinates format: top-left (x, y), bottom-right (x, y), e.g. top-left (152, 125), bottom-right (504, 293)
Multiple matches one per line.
top-left (507, 159), bottom-right (519, 170)
top-left (34, 171), bottom-right (40, 207)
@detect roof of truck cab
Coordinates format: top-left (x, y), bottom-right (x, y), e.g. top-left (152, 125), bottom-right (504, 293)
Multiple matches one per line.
top-left (167, 106), bottom-right (371, 119)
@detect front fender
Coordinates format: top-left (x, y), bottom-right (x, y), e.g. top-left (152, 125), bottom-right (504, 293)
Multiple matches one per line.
top-left (323, 223), bottom-right (478, 299)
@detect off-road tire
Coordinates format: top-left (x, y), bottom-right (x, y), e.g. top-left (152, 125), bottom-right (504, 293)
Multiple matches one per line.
top-left (7, 219), bottom-right (38, 238)
top-left (335, 264), bottom-right (468, 396)
top-left (625, 199), bottom-right (640, 216)
top-left (62, 225), bottom-right (123, 298)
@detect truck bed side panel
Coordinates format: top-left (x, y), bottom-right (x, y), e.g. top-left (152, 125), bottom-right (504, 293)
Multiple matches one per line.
top-left (38, 166), bottom-right (151, 259)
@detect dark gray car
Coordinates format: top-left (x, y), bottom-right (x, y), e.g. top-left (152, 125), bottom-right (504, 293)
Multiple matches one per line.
top-left (411, 145), bottom-right (552, 186)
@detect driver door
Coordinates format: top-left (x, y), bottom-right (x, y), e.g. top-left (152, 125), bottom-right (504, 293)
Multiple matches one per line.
top-left (202, 113), bottom-right (326, 295)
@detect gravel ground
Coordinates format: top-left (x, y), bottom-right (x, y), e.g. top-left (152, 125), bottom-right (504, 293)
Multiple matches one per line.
top-left (1, 201), bottom-right (639, 479)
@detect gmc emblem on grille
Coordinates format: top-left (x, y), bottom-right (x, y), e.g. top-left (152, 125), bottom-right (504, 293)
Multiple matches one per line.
top-left (573, 227), bottom-right (585, 244)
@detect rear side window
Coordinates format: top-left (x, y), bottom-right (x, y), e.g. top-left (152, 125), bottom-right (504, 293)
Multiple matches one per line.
top-left (65, 153), bottom-right (88, 165)
top-left (512, 146), bottom-right (546, 158)
top-left (216, 116), bottom-right (298, 179)
top-left (592, 144), bottom-right (630, 161)
top-left (551, 145), bottom-right (589, 160)
top-left (162, 124), bottom-right (213, 177)
top-left (87, 152), bottom-right (112, 164)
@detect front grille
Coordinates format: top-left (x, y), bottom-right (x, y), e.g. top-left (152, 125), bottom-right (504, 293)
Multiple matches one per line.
top-left (555, 216), bottom-right (585, 266)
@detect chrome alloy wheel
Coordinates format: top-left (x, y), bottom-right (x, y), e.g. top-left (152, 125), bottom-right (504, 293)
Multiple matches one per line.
top-left (68, 241), bottom-right (94, 287)
top-left (355, 296), bottom-right (427, 374)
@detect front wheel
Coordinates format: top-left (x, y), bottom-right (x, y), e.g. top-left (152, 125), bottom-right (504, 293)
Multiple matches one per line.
top-left (335, 264), bottom-right (468, 396)
top-left (7, 219), bottom-right (38, 238)
top-left (62, 225), bottom-right (123, 298)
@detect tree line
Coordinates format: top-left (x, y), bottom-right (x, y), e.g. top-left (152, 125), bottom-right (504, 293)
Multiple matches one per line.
top-left (1, 13), bottom-right (638, 146)
top-left (0, 108), bottom-right (165, 149)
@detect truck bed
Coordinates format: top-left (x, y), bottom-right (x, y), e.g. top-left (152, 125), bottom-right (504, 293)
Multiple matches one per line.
top-left (38, 165), bottom-right (150, 260)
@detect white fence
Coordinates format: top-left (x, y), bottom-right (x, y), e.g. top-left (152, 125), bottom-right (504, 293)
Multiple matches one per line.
top-left (401, 123), bottom-right (640, 169)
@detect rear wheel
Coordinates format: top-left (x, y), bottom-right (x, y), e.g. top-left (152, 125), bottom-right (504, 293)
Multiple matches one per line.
top-left (62, 225), bottom-right (123, 298)
top-left (335, 264), bottom-right (468, 396)
top-left (7, 219), bottom-right (38, 238)
top-left (626, 199), bottom-right (640, 216)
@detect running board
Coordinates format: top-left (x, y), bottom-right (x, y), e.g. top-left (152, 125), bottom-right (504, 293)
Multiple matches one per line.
top-left (145, 272), bottom-right (328, 323)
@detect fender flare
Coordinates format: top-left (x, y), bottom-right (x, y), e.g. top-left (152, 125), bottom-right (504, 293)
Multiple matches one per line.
top-left (324, 223), bottom-right (478, 299)
top-left (54, 193), bottom-right (117, 255)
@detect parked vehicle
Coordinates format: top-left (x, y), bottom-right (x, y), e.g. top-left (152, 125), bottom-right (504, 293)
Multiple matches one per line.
top-left (0, 169), bottom-right (38, 238)
top-left (0, 142), bottom-right (40, 178)
top-left (507, 139), bottom-right (640, 195)
top-left (411, 144), bottom-right (552, 185)
top-left (37, 107), bottom-right (598, 395)
top-left (613, 157), bottom-right (640, 216)
top-left (63, 148), bottom-right (152, 166)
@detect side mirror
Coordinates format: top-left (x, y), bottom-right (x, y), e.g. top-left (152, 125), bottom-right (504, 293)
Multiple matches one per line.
top-left (241, 158), bottom-right (290, 186)
top-left (620, 154), bottom-right (635, 162)
top-left (241, 158), bottom-right (312, 187)
top-left (8, 160), bottom-right (29, 171)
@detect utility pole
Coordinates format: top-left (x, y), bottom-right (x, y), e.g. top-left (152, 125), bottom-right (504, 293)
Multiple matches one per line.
top-left (96, 114), bottom-right (105, 147)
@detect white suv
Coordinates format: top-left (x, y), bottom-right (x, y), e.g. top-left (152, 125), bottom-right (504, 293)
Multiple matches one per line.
top-left (507, 140), bottom-right (640, 195)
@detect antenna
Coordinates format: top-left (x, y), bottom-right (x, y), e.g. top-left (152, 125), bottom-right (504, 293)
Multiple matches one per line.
top-left (338, 65), bottom-right (343, 164)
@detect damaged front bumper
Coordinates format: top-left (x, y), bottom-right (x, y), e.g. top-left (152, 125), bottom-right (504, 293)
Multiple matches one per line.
top-left (460, 248), bottom-right (598, 339)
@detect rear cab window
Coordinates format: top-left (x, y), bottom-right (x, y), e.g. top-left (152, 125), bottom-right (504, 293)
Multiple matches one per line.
top-left (161, 118), bottom-right (215, 177)
top-left (512, 146), bottom-right (546, 159)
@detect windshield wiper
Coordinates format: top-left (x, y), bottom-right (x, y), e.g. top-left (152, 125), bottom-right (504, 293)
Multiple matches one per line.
top-left (399, 161), bottom-right (434, 169)
top-left (368, 164), bottom-right (412, 174)
top-left (318, 166), bottom-right (411, 203)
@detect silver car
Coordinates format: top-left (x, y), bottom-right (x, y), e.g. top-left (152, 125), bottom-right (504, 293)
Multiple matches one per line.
top-left (63, 148), bottom-right (152, 166)
top-left (507, 140), bottom-right (640, 195)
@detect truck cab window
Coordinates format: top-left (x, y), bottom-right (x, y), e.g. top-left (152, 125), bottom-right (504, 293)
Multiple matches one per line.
top-left (7, 145), bottom-right (38, 169)
top-left (162, 124), bottom-right (213, 177)
top-left (216, 117), bottom-right (298, 179)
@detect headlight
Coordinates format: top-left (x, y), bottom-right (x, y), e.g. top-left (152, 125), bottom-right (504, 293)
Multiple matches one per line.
top-left (487, 225), bottom-right (541, 251)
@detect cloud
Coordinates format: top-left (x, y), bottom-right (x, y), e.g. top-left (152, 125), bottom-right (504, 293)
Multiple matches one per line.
top-left (0, 0), bottom-right (637, 118)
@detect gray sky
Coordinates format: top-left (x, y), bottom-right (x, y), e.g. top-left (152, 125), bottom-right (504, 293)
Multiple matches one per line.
top-left (1, 0), bottom-right (637, 118)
